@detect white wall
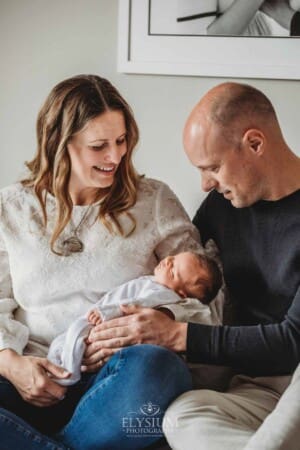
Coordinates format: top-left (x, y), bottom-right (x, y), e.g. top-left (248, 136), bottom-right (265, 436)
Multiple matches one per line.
top-left (1, 0), bottom-right (299, 217)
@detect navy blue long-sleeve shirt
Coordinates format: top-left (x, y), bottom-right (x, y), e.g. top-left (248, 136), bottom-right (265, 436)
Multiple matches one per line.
top-left (189, 189), bottom-right (300, 375)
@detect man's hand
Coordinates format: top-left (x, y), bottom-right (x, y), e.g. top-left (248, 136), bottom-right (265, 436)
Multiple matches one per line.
top-left (85, 305), bottom-right (187, 358)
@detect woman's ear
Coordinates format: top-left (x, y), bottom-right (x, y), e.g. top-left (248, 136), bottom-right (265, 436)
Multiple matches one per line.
top-left (242, 129), bottom-right (265, 156)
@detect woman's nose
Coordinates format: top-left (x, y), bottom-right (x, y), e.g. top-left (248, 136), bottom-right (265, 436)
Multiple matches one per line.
top-left (104, 145), bottom-right (124, 164)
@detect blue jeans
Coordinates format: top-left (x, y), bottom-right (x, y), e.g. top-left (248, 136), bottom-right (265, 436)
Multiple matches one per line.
top-left (0, 345), bottom-right (192, 449)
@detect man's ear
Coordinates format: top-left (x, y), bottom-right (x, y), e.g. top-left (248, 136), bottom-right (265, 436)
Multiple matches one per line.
top-left (242, 129), bottom-right (265, 156)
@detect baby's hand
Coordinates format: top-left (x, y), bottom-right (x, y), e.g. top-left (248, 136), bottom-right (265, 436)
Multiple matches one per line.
top-left (88, 309), bottom-right (102, 326)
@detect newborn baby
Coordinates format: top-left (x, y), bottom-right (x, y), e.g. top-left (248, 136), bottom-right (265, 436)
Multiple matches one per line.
top-left (48, 251), bottom-right (222, 385)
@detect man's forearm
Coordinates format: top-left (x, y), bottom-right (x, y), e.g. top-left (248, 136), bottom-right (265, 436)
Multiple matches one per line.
top-left (186, 321), bottom-right (299, 375)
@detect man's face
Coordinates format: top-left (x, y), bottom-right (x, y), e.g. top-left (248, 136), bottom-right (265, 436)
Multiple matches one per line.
top-left (184, 118), bottom-right (265, 208)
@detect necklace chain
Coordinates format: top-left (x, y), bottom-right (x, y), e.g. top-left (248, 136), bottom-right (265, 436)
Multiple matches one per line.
top-left (72, 204), bottom-right (93, 236)
top-left (61, 204), bottom-right (94, 256)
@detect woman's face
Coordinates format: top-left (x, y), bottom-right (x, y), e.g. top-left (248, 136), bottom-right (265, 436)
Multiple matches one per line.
top-left (67, 110), bottom-right (127, 204)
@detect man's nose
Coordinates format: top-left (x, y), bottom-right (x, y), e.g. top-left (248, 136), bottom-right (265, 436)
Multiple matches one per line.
top-left (201, 173), bottom-right (217, 192)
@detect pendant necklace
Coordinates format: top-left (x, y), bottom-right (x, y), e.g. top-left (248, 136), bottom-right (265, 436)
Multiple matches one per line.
top-left (61, 205), bottom-right (94, 256)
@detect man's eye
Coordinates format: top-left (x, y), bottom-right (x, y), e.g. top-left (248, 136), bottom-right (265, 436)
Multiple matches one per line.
top-left (210, 166), bottom-right (219, 173)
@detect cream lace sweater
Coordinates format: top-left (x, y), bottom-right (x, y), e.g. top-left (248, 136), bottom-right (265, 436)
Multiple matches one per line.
top-left (0, 178), bottom-right (219, 358)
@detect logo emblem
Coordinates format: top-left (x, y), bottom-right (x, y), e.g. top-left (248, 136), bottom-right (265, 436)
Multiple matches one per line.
top-left (140, 401), bottom-right (160, 416)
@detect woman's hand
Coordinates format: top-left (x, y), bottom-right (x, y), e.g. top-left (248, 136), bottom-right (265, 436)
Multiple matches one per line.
top-left (0, 349), bottom-right (70, 407)
top-left (83, 305), bottom-right (187, 365)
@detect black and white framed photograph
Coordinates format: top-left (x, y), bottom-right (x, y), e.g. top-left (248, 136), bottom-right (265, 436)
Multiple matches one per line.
top-left (118, 0), bottom-right (300, 79)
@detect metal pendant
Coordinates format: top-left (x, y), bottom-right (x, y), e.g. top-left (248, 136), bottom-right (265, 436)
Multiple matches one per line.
top-left (61, 236), bottom-right (84, 256)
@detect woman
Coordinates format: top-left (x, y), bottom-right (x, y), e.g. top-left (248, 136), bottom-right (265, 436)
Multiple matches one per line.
top-left (0, 75), bottom-right (202, 449)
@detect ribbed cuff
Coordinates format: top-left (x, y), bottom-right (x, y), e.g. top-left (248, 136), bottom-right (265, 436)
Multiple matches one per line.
top-left (0, 341), bottom-right (23, 355)
top-left (186, 322), bottom-right (215, 363)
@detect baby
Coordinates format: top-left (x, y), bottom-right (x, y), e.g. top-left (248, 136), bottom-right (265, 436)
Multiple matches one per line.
top-left (48, 251), bottom-right (222, 385)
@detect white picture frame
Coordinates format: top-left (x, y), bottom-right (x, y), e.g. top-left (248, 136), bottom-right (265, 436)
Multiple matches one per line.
top-left (118, 0), bottom-right (300, 80)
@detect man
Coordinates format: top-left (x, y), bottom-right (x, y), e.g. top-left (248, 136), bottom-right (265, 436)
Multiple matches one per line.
top-left (85, 83), bottom-right (300, 449)
top-left (162, 82), bottom-right (300, 449)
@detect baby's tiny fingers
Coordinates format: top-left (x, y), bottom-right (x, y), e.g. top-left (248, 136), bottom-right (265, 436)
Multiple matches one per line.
top-left (81, 361), bottom-right (104, 373)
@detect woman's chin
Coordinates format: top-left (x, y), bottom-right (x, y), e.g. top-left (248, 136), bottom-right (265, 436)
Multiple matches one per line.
top-left (92, 177), bottom-right (115, 189)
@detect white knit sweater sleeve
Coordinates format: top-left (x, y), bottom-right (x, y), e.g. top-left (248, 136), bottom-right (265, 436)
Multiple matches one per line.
top-left (152, 182), bottom-right (222, 323)
top-left (151, 186), bottom-right (224, 325)
top-left (154, 182), bottom-right (201, 259)
top-left (0, 194), bottom-right (29, 354)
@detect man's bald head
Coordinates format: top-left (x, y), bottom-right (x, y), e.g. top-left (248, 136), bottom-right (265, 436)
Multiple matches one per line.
top-left (185, 82), bottom-right (280, 148)
top-left (184, 82), bottom-right (299, 206)
top-left (183, 83), bottom-right (292, 207)
top-left (207, 83), bottom-right (276, 123)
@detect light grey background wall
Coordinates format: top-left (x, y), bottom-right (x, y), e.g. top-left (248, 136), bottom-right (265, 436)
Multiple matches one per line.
top-left (0, 0), bottom-right (299, 217)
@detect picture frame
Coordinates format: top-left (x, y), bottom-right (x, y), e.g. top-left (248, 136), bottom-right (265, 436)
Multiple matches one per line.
top-left (118, 0), bottom-right (300, 80)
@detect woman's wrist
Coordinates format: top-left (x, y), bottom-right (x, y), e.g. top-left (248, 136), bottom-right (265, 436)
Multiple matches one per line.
top-left (0, 348), bottom-right (21, 379)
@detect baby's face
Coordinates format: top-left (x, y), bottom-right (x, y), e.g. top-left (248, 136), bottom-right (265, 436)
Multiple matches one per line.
top-left (154, 252), bottom-right (206, 298)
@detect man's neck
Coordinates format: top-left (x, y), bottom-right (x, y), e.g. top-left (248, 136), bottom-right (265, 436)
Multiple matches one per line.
top-left (265, 148), bottom-right (300, 201)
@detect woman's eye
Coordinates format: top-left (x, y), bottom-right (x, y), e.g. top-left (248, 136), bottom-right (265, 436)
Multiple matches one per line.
top-left (117, 137), bottom-right (126, 146)
top-left (89, 144), bottom-right (105, 151)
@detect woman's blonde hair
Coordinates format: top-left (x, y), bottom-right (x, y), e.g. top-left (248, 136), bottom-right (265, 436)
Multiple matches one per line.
top-left (22, 74), bottom-right (140, 254)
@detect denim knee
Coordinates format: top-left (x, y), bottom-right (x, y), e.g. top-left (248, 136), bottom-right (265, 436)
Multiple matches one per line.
top-left (59, 344), bottom-right (192, 450)
top-left (119, 344), bottom-right (192, 392)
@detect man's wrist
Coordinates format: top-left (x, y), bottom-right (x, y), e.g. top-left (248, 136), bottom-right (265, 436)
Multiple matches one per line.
top-left (172, 322), bottom-right (188, 352)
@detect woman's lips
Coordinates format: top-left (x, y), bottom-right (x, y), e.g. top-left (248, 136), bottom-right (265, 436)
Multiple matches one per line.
top-left (93, 165), bottom-right (116, 175)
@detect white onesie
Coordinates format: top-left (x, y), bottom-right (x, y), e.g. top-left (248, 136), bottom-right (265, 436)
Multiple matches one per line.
top-left (47, 275), bottom-right (186, 385)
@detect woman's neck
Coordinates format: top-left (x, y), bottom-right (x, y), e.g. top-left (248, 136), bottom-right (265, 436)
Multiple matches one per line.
top-left (69, 187), bottom-right (104, 205)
